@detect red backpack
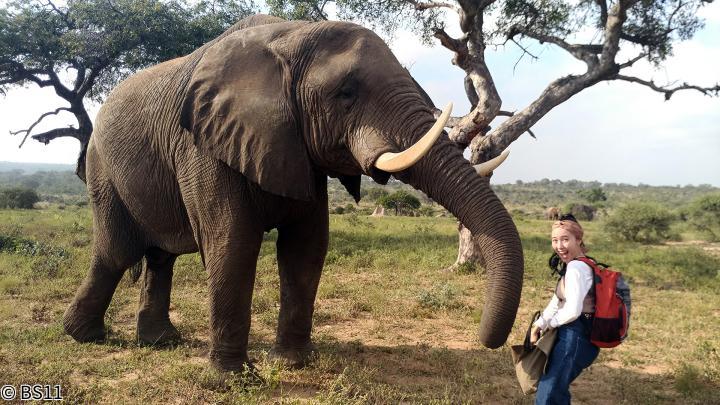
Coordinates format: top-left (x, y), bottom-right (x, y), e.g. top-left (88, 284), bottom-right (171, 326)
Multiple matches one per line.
top-left (577, 257), bottom-right (631, 348)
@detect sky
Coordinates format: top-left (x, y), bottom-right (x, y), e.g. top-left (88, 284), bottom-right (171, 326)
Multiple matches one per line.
top-left (0, 2), bottom-right (719, 187)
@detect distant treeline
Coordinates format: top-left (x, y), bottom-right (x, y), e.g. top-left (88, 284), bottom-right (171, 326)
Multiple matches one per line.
top-left (1, 163), bottom-right (717, 212)
top-left (0, 169), bottom-right (86, 197)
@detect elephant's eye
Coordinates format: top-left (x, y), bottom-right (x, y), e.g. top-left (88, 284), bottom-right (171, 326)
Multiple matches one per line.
top-left (335, 78), bottom-right (358, 109)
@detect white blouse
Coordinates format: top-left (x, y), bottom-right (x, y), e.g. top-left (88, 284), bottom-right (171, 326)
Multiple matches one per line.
top-left (533, 260), bottom-right (593, 331)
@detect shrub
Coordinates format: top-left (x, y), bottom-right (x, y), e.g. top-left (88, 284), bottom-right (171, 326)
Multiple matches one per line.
top-left (0, 187), bottom-right (39, 209)
top-left (686, 193), bottom-right (720, 241)
top-left (563, 203), bottom-right (597, 221)
top-left (577, 187), bottom-right (607, 203)
top-left (605, 202), bottom-right (675, 242)
top-left (417, 205), bottom-right (435, 217)
top-left (332, 206), bottom-right (345, 214)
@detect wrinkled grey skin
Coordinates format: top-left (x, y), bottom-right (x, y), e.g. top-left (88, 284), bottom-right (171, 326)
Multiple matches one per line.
top-left (63, 14), bottom-right (524, 371)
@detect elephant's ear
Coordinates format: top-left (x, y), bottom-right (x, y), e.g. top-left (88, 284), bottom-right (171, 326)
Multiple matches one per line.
top-left (180, 26), bottom-right (316, 201)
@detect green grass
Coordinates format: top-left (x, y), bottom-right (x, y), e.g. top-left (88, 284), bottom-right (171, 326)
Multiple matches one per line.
top-left (1, 207), bottom-right (718, 403)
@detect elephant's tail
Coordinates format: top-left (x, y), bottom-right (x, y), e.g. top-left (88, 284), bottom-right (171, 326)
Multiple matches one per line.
top-left (75, 140), bottom-right (88, 184)
top-left (128, 257), bottom-right (146, 284)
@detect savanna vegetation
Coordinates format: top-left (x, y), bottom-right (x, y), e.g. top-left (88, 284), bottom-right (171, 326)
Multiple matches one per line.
top-left (0, 167), bottom-right (719, 403)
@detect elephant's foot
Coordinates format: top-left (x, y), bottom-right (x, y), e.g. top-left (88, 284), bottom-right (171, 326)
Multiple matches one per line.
top-left (63, 306), bottom-right (106, 343)
top-left (268, 341), bottom-right (317, 369)
top-left (209, 348), bottom-right (255, 373)
top-left (136, 316), bottom-right (181, 346)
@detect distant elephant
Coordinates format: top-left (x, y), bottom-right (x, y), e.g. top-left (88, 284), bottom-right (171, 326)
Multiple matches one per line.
top-left (568, 204), bottom-right (596, 221)
top-left (545, 207), bottom-right (561, 220)
top-left (63, 14), bottom-right (523, 372)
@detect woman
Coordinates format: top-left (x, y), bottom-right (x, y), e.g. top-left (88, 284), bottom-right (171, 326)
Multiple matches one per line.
top-left (531, 214), bottom-right (598, 405)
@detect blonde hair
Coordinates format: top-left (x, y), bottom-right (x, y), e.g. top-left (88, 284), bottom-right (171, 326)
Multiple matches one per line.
top-left (552, 219), bottom-right (588, 253)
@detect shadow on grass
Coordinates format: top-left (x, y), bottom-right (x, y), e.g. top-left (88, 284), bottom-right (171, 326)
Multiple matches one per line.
top-left (270, 339), bottom-right (719, 404)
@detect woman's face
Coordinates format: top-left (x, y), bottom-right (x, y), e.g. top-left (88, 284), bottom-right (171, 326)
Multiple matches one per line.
top-left (551, 227), bottom-right (584, 263)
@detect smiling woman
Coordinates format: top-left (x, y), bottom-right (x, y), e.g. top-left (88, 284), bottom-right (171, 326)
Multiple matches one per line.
top-left (530, 214), bottom-right (598, 405)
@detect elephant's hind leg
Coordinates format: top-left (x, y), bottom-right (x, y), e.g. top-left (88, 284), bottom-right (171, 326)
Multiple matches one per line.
top-left (64, 176), bottom-right (145, 342)
top-left (137, 247), bottom-right (180, 345)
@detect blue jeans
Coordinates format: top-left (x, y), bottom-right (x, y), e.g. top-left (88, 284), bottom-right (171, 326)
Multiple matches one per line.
top-left (535, 316), bottom-right (599, 405)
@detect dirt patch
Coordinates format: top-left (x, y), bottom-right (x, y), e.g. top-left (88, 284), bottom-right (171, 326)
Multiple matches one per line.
top-left (664, 240), bottom-right (720, 257)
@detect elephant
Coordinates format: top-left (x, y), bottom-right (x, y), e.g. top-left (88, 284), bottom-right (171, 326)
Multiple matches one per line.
top-left (545, 207), bottom-right (561, 220)
top-left (62, 14), bottom-right (524, 372)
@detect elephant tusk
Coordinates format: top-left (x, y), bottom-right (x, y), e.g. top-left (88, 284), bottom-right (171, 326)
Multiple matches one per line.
top-left (374, 102), bottom-right (453, 173)
top-left (474, 148), bottom-right (510, 176)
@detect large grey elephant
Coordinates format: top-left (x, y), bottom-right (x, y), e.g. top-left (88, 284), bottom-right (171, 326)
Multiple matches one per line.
top-left (63, 14), bottom-right (524, 372)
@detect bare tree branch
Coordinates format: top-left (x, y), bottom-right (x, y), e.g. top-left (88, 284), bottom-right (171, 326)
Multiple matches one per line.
top-left (596, 0), bottom-right (608, 27)
top-left (44, 0), bottom-right (73, 28)
top-left (408, 0), bottom-right (460, 13)
top-left (46, 67), bottom-right (75, 99)
top-left (618, 53), bottom-right (647, 69)
top-left (498, 110), bottom-right (536, 138)
top-left (30, 127), bottom-right (82, 145)
top-left (9, 107), bottom-right (73, 147)
top-left (615, 75), bottom-right (720, 100)
top-left (433, 27), bottom-right (466, 55)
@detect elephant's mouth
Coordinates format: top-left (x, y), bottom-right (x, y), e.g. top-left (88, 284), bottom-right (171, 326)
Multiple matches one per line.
top-left (372, 103), bottom-right (453, 173)
top-left (367, 102), bottom-right (509, 178)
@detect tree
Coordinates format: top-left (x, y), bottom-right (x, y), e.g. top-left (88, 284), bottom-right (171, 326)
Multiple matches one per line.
top-left (1, 0), bottom-right (255, 180)
top-left (378, 190), bottom-right (421, 215)
top-left (687, 193), bottom-right (720, 241)
top-left (605, 202), bottom-right (675, 242)
top-left (0, 187), bottom-right (40, 208)
top-left (267, 0), bottom-right (719, 269)
top-left (578, 187), bottom-right (607, 203)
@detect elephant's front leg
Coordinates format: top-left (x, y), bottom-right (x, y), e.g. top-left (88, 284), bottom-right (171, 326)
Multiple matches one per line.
top-left (204, 232), bottom-right (263, 372)
top-left (270, 208), bottom-right (329, 368)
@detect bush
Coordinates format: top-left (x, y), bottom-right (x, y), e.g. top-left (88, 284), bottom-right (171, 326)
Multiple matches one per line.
top-left (0, 187), bottom-right (39, 209)
top-left (605, 202), bottom-right (675, 243)
top-left (366, 187), bottom-right (389, 201)
top-left (417, 205), bottom-right (435, 217)
top-left (563, 203), bottom-right (597, 221)
top-left (577, 187), bottom-right (607, 203)
top-left (686, 193), bottom-right (720, 241)
top-left (332, 206), bottom-right (345, 214)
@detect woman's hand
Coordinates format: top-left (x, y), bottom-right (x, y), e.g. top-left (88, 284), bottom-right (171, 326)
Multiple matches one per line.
top-left (530, 325), bottom-right (542, 345)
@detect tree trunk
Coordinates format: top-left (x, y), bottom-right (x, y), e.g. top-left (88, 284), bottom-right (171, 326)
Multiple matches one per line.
top-left (448, 222), bottom-right (487, 272)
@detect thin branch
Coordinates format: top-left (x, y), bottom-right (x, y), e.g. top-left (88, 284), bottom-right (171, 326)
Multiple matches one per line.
top-left (44, 0), bottom-right (73, 28)
top-left (618, 53), bottom-right (646, 69)
top-left (510, 38), bottom-right (538, 73)
top-left (615, 75), bottom-right (720, 100)
top-left (10, 107), bottom-right (73, 147)
top-left (508, 24), bottom-right (600, 67)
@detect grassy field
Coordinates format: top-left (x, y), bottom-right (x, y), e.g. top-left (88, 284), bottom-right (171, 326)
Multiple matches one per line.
top-left (0, 206), bottom-right (719, 404)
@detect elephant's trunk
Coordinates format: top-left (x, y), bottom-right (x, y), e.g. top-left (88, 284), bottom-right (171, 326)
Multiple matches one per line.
top-left (395, 140), bottom-right (524, 348)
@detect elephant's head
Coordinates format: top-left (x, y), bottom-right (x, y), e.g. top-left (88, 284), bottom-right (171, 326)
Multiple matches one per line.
top-left (180, 19), bottom-right (523, 348)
